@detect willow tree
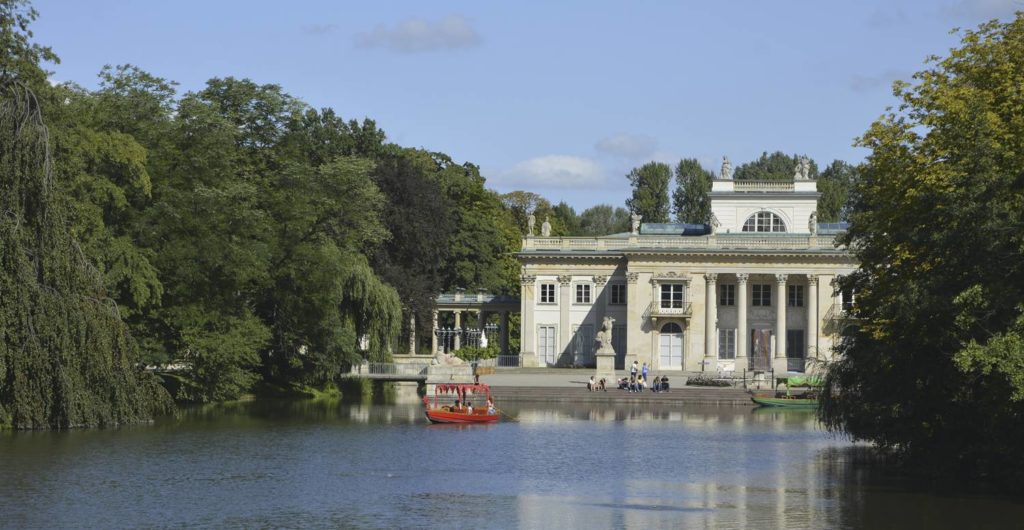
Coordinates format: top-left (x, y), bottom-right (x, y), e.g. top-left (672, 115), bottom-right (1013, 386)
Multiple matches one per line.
top-left (0, 83), bottom-right (171, 428)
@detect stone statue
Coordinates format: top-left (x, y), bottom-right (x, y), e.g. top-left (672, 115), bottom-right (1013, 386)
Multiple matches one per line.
top-left (710, 212), bottom-right (721, 234)
top-left (630, 212), bottom-right (642, 234)
top-left (595, 316), bottom-right (615, 353)
top-left (808, 211), bottom-right (818, 234)
top-left (720, 156), bottom-right (732, 180)
top-left (431, 351), bottom-right (466, 366)
top-left (795, 156), bottom-right (811, 180)
top-left (541, 215), bottom-right (551, 237)
top-left (527, 212), bottom-right (536, 237)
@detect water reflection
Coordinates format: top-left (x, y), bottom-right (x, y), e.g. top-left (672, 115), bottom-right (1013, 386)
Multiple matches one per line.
top-left (1, 400), bottom-right (1022, 529)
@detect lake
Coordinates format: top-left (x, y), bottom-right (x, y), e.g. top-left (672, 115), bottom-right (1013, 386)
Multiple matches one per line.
top-left (1, 399), bottom-right (1021, 529)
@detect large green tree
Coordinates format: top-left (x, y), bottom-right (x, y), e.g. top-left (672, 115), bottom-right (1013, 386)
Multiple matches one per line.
top-left (672, 158), bottom-right (715, 224)
top-left (578, 204), bottom-right (630, 235)
top-left (821, 16), bottom-right (1024, 481)
top-left (816, 160), bottom-right (857, 222)
top-left (625, 162), bottom-right (671, 223)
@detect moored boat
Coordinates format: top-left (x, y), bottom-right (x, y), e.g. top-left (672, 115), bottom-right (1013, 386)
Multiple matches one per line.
top-left (423, 383), bottom-right (500, 424)
top-left (750, 393), bottom-right (818, 408)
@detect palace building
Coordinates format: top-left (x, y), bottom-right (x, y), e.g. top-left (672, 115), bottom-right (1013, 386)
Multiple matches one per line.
top-left (515, 160), bottom-right (856, 374)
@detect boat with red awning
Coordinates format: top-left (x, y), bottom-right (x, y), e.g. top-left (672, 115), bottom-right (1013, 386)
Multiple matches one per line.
top-left (423, 383), bottom-right (500, 424)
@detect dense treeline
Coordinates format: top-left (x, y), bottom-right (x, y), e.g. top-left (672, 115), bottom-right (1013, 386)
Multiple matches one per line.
top-left (0, 1), bottom-right (523, 425)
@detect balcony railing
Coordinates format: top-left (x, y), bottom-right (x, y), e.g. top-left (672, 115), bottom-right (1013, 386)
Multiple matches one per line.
top-left (523, 233), bottom-right (842, 252)
top-left (647, 302), bottom-right (693, 319)
top-left (824, 303), bottom-right (855, 322)
top-left (734, 180), bottom-right (794, 192)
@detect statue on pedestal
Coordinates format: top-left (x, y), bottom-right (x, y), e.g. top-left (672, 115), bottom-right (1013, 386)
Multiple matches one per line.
top-left (527, 212), bottom-right (536, 237)
top-left (630, 212), bottom-right (642, 235)
top-left (720, 156), bottom-right (732, 180)
top-left (541, 216), bottom-right (551, 237)
top-left (595, 316), bottom-right (616, 353)
top-left (809, 211), bottom-right (818, 234)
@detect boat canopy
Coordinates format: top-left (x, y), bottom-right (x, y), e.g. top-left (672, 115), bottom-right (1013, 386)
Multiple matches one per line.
top-left (434, 383), bottom-right (491, 399)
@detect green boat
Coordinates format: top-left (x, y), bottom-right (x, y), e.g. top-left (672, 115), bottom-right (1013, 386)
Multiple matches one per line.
top-left (750, 394), bottom-right (818, 408)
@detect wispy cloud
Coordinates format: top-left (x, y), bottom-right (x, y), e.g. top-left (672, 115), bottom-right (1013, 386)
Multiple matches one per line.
top-left (500, 155), bottom-right (608, 189)
top-left (595, 134), bottom-right (658, 159)
top-left (942, 0), bottom-right (1022, 21)
top-left (865, 7), bottom-right (909, 28)
top-left (302, 24), bottom-right (339, 36)
top-left (848, 69), bottom-right (912, 93)
top-left (355, 16), bottom-right (481, 53)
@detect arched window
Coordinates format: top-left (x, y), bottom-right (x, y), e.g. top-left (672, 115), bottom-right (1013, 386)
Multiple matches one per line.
top-left (742, 211), bottom-right (786, 232)
top-left (661, 322), bottom-right (683, 334)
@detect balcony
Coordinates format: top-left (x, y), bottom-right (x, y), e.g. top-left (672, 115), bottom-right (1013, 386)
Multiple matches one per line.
top-left (647, 302), bottom-right (692, 320)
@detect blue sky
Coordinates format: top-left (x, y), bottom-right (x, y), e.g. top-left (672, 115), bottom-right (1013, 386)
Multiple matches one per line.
top-left (33, 0), bottom-right (1021, 210)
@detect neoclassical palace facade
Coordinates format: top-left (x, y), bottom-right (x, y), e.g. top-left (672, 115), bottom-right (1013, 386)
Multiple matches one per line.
top-left (516, 171), bottom-right (856, 374)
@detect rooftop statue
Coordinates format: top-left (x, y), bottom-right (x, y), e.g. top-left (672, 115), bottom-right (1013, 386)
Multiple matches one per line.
top-left (809, 211), bottom-right (818, 234)
top-left (721, 156), bottom-right (732, 180)
top-left (630, 212), bottom-right (642, 234)
top-left (710, 212), bottom-right (721, 234)
top-left (795, 156), bottom-right (811, 180)
top-left (527, 212), bottom-right (536, 237)
top-left (541, 215), bottom-right (551, 237)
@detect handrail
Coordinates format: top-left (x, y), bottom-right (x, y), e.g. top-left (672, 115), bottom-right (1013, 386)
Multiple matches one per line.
top-left (523, 233), bottom-right (841, 252)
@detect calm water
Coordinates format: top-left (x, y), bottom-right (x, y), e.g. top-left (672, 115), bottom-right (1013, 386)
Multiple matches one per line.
top-left (1, 399), bottom-right (1022, 529)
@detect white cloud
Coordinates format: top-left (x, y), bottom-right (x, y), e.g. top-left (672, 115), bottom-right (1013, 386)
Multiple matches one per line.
top-left (501, 155), bottom-right (608, 189)
top-left (355, 16), bottom-right (481, 53)
top-left (595, 133), bottom-right (658, 159)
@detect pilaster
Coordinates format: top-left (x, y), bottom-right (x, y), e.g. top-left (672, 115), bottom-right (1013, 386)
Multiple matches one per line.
top-left (704, 273), bottom-right (718, 372)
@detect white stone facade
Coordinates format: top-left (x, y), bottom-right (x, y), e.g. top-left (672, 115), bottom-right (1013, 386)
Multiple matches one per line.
top-left (517, 179), bottom-right (855, 374)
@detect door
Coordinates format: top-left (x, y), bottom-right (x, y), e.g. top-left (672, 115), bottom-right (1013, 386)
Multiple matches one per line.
top-left (538, 325), bottom-right (556, 366)
top-left (750, 329), bottom-right (772, 371)
top-left (659, 322), bottom-right (683, 369)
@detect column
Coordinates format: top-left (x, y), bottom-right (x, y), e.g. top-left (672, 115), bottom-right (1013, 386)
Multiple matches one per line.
top-left (558, 275), bottom-right (572, 366)
top-left (520, 274), bottom-right (537, 366)
top-left (500, 311), bottom-right (509, 355)
top-left (408, 313), bottom-right (416, 355)
top-left (704, 273), bottom-right (718, 372)
top-left (774, 274), bottom-right (788, 373)
top-left (625, 272), bottom-right (641, 369)
top-left (736, 273), bottom-right (749, 372)
top-left (453, 310), bottom-right (462, 350)
top-left (807, 275), bottom-right (818, 360)
top-left (431, 310), bottom-right (439, 354)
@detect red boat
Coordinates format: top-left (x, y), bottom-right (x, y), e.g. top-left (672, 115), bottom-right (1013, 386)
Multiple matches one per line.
top-left (423, 383), bottom-right (500, 424)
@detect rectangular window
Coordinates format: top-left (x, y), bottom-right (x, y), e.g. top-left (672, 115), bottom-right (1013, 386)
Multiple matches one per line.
top-left (540, 283), bottom-right (556, 304)
top-left (609, 284), bottom-right (626, 305)
top-left (752, 284), bottom-right (771, 306)
top-left (788, 285), bottom-right (804, 307)
top-left (718, 328), bottom-right (736, 359)
top-left (841, 288), bottom-right (855, 311)
top-left (575, 284), bottom-right (592, 304)
top-left (787, 329), bottom-right (805, 358)
top-left (719, 284), bottom-right (735, 306)
top-left (660, 284), bottom-right (685, 309)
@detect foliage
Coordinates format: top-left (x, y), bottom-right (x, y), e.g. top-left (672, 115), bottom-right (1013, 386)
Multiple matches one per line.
top-left (816, 160), bottom-right (857, 222)
top-left (625, 161), bottom-right (671, 223)
top-left (0, 82), bottom-right (171, 428)
top-left (578, 204), bottom-right (630, 235)
top-left (685, 376), bottom-right (731, 387)
top-left (821, 15), bottom-right (1024, 482)
top-left (734, 151), bottom-right (818, 181)
top-left (672, 158), bottom-right (715, 224)
top-left (453, 345), bottom-right (500, 361)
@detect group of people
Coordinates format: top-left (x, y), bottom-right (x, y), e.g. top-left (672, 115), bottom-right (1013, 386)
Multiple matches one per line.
top-left (449, 397), bottom-right (497, 415)
top-left (615, 361), bottom-right (670, 393)
top-left (587, 376), bottom-right (607, 391)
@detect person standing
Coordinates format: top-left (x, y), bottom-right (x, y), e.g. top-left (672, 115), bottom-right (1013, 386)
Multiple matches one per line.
top-left (631, 360), bottom-right (638, 379)
top-left (641, 362), bottom-right (648, 382)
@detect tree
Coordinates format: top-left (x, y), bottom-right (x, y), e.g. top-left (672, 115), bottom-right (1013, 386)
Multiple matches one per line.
top-left (672, 158), bottom-right (714, 224)
top-left (820, 16), bottom-right (1024, 482)
top-left (816, 160), bottom-right (857, 222)
top-left (578, 204), bottom-right (630, 235)
top-left (500, 190), bottom-right (552, 235)
top-left (550, 201), bottom-right (579, 235)
top-left (625, 162), bottom-right (671, 223)
top-left (734, 151), bottom-right (817, 181)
